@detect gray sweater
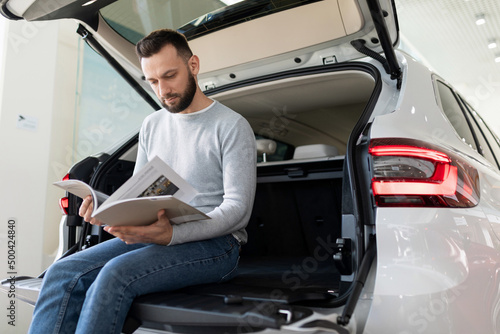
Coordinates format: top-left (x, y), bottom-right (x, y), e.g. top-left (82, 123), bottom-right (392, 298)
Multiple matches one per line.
top-left (134, 101), bottom-right (256, 245)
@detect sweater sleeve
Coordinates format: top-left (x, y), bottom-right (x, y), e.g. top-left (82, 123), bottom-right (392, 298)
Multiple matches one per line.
top-left (133, 114), bottom-right (154, 175)
top-left (168, 117), bottom-right (256, 245)
top-left (133, 130), bottom-right (148, 175)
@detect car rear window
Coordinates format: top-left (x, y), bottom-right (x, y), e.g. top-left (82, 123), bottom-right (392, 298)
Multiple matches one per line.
top-left (436, 81), bottom-right (477, 151)
top-left (99, 0), bottom-right (321, 44)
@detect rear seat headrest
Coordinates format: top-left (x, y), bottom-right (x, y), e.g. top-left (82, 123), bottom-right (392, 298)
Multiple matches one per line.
top-left (256, 139), bottom-right (277, 156)
top-left (293, 144), bottom-right (339, 160)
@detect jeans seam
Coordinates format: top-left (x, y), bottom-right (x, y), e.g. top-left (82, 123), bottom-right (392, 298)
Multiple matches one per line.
top-left (110, 293), bottom-right (125, 333)
top-left (220, 255), bottom-right (239, 282)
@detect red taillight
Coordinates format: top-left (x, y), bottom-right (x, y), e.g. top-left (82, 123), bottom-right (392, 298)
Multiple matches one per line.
top-left (59, 197), bottom-right (69, 215)
top-left (369, 138), bottom-right (479, 207)
top-left (59, 174), bottom-right (71, 214)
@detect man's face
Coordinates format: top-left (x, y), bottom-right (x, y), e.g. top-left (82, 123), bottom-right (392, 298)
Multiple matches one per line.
top-left (159, 68), bottom-right (197, 114)
top-left (141, 44), bottom-right (197, 114)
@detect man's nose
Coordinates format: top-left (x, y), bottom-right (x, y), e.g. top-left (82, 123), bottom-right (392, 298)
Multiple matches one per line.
top-left (158, 81), bottom-right (172, 97)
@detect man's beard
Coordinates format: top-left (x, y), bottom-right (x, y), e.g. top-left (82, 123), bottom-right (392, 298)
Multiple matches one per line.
top-left (161, 72), bottom-right (197, 114)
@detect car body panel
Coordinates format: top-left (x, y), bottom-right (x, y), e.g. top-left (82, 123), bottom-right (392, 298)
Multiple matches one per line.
top-left (190, 0), bottom-right (364, 74)
top-left (368, 206), bottom-right (500, 333)
top-left (365, 52), bottom-right (500, 333)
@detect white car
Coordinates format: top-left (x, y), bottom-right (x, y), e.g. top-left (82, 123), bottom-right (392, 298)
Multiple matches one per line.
top-left (2, 0), bottom-right (500, 333)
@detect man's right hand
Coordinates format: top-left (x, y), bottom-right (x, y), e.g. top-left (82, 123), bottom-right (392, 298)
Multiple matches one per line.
top-left (79, 195), bottom-right (104, 226)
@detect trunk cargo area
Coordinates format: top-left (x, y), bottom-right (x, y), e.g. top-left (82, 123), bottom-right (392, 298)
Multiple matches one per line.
top-left (125, 157), bottom-right (345, 333)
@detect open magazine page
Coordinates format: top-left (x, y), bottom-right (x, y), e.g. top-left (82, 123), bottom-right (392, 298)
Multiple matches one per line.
top-left (52, 156), bottom-right (208, 226)
top-left (53, 180), bottom-right (110, 209)
top-left (105, 156), bottom-right (198, 204)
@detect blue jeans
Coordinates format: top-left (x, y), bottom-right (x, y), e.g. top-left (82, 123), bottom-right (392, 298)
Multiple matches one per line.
top-left (28, 234), bottom-right (240, 334)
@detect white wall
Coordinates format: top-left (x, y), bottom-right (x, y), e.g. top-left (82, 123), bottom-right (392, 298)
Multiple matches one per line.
top-left (0, 18), bottom-right (5, 107)
top-left (0, 17), bottom-right (80, 333)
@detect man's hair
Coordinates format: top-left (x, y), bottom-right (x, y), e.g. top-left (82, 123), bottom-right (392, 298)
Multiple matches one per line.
top-left (135, 29), bottom-right (193, 62)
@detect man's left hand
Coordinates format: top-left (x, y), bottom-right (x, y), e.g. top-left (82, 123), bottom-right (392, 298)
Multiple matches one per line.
top-left (103, 209), bottom-right (173, 245)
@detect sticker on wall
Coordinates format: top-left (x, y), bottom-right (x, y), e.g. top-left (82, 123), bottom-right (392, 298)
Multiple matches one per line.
top-left (17, 114), bottom-right (38, 131)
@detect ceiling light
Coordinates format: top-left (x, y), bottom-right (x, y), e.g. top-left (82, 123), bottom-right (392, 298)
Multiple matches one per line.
top-left (495, 54), bottom-right (500, 63)
top-left (488, 39), bottom-right (497, 49)
top-left (476, 14), bottom-right (486, 25)
top-left (82, 0), bottom-right (98, 6)
top-left (221, 0), bottom-right (245, 5)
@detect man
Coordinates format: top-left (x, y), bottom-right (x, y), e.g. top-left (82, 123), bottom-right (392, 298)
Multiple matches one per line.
top-left (28, 29), bottom-right (256, 333)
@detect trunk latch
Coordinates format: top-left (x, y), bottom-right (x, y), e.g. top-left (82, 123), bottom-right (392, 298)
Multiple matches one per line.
top-left (333, 238), bottom-right (353, 275)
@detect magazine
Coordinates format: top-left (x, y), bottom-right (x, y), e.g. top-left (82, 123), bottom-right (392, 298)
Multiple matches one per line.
top-left (53, 156), bottom-right (209, 226)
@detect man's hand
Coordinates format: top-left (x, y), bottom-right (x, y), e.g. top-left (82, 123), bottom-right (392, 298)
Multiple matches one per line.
top-left (79, 195), bottom-right (105, 226)
top-left (103, 209), bottom-right (173, 245)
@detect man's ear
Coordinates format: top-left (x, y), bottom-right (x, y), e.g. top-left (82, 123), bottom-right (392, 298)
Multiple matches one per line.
top-left (188, 55), bottom-right (200, 76)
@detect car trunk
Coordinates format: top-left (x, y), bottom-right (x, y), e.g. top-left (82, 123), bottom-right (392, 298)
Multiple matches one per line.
top-left (1, 63), bottom-right (378, 333)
